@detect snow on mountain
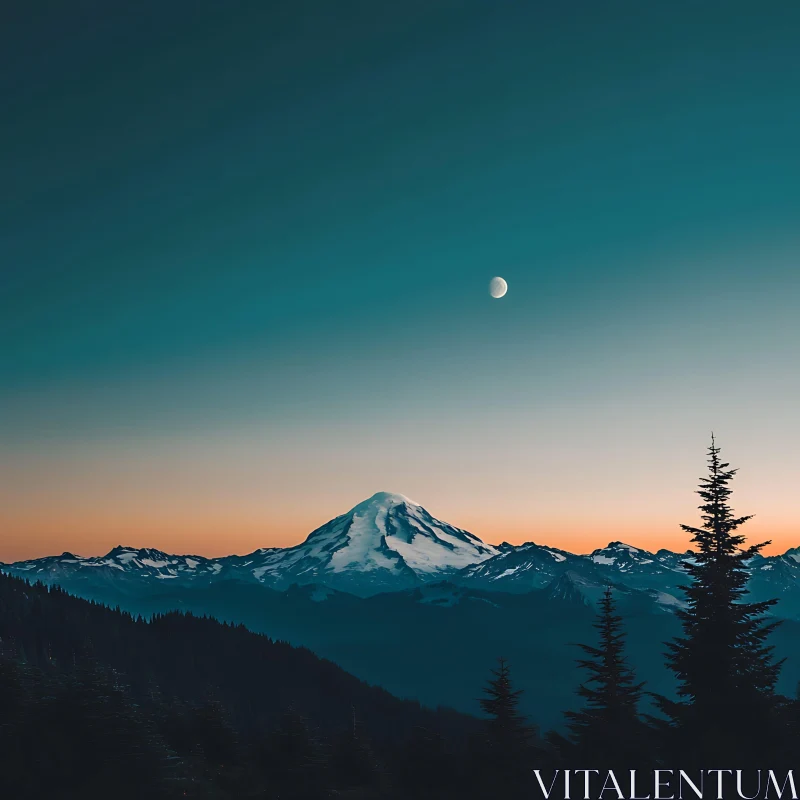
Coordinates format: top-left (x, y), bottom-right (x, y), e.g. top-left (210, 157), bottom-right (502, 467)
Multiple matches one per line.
top-left (237, 492), bottom-right (499, 594)
top-left (587, 541), bottom-right (676, 572)
top-left (5, 495), bottom-right (800, 613)
top-left (458, 541), bottom-right (588, 591)
top-left (0, 493), bottom-right (497, 598)
top-left (460, 538), bottom-right (800, 614)
top-left (743, 550), bottom-right (800, 617)
top-left (783, 546), bottom-right (800, 564)
top-left (1, 546), bottom-right (227, 588)
top-left (583, 542), bottom-right (691, 591)
top-left (456, 539), bottom-right (694, 595)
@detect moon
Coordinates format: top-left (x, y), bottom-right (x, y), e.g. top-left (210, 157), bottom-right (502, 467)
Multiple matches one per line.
top-left (489, 276), bottom-right (508, 298)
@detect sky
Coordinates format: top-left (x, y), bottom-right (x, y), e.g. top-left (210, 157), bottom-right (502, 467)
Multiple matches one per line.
top-left (2, 1), bottom-right (800, 562)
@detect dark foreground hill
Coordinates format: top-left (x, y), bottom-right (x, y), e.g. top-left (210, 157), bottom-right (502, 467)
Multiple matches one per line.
top-left (0, 572), bottom-right (480, 799)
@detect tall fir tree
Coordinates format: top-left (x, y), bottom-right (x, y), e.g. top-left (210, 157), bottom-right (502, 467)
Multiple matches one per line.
top-left (658, 436), bottom-right (783, 764)
top-left (473, 658), bottom-right (537, 798)
top-left (479, 657), bottom-right (536, 753)
top-left (562, 587), bottom-right (648, 766)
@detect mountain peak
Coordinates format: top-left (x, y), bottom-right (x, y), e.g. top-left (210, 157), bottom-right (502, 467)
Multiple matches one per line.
top-left (354, 491), bottom-right (419, 510)
top-left (106, 545), bottom-right (136, 557)
top-left (105, 545), bottom-right (167, 559)
top-left (247, 492), bottom-right (498, 595)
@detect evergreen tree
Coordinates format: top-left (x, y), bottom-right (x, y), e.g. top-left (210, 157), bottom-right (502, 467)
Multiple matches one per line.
top-left (562, 587), bottom-right (648, 766)
top-left (479, 657), bottom-right (535, 752)
top-left (2, 571), bottom-right (493, 797)
top-left (474, 658), bottom-right (537, 798)
top-left (658, 436), bottom-right (783, 764)
top-left (0, 660), bottom-right (178, 799)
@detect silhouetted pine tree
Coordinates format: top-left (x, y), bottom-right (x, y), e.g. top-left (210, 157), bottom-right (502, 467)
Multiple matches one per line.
top-left (480, 658), bottom-right (535, 751)
top-left (562, 587), bottom-right (648, 766)
top-left (657, 436), bottom-right (783, 765)
top-left (474, 658), bottom-right (537, 798)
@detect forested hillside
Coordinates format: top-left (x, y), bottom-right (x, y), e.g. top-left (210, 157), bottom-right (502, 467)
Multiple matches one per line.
top-left (0, 572), bottom-right (485, 798)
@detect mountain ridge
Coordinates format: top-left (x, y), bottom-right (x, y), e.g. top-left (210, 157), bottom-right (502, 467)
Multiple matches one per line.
top-left (3, 491), bottom-right (800, 604)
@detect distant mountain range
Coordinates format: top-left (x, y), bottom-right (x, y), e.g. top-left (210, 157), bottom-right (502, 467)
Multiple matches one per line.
top-left (1, 492), bottom-right (496, 595)
top-left (4, 491), bottom-right (800, 729)
top-left (4, 491), bottom-right (798, 613)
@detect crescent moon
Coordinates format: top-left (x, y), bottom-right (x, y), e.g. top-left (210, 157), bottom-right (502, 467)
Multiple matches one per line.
top-left (489, 276), bottom-right (508, 298)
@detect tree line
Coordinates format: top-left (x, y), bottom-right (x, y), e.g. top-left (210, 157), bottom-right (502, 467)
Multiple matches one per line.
top-left (1, 438), bottom-right (798, 798)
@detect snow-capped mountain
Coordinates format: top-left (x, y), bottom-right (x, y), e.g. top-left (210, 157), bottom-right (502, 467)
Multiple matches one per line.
top-left (584, 542), bottom-right (692, 592)
top-left (587, 541), bottom-right (690, 572)
top-left (1, 492), bottom-right (498, 598)
top-left (236, 492), bottom-right (499, 594)
top-left (3, 493), bottom-right (800, 614)
top-left (457, 540), bottom-right (691, 595)
top-left (458, 541), bottom-right (591, 591)
top-left (745, 550), bottom-right (800, 618)
top-left (2, 546), bottom-right (230, 593)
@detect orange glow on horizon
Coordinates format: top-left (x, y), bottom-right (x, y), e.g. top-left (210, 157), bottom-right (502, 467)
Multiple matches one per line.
top-left (1, 508), bottom-right (796, 564)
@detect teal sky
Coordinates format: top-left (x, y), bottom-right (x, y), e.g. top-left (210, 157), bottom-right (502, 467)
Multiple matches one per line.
top-left (2, 1), bottom-right (800, 560)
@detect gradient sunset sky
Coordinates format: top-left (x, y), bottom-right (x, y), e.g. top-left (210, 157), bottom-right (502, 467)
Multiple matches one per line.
top-left (2, 1), bottom-right (800, 562)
